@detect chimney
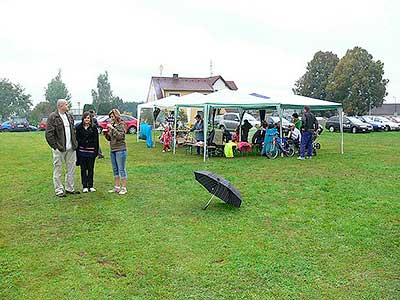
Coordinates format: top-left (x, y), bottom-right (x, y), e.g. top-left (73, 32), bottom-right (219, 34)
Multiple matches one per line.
top-left (173, 73), bottom-right (178, 79)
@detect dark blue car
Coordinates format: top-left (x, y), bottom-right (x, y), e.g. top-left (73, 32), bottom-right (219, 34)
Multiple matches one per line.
top-left (355, 116), bottom-right (385, 131)
top-left (1, 119), bottom-right (32, 132)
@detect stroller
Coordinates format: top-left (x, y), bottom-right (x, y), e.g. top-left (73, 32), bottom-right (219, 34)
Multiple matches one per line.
top-left (312, 125), bottom-right (323, 156)
top-left (288, 125), bottom-right (323, 156)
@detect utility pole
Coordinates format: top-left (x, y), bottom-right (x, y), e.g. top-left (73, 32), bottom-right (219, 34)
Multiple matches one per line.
top-left (159, 64), bottom-right (164, 76)
top-left (210, 60), bottom-right (213, 77)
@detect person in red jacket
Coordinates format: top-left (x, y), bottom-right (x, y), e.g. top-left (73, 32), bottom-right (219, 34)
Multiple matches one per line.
top-left (160, 125), bottom-right (172, 152)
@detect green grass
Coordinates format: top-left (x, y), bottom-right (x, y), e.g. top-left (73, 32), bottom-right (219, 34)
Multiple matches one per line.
top-left (0, 131), bottom-right (399, 299)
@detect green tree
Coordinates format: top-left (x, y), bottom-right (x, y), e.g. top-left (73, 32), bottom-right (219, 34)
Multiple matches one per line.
top-left (83, 103), bottom-right (96, 113)
top-left (91, 71), bottom-right (123, 114)
top-left (178, 109), bottom-right (187, 123)
top-left (0, 78), bottom-right (32, 120)
top-left (120, 101), bottom-right (141, 117)
top-left (28, 101), bottom-right (53, 125)
top-left (293, 51), bottom-right (339, 100)
top-left (44, 69), bottom-right (71, 108)
top-left (326, 47), bottom-right (389, 115)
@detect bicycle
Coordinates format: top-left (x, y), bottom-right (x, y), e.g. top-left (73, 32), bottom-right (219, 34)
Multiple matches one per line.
top-left (265, 136), bottom-right (295, 159)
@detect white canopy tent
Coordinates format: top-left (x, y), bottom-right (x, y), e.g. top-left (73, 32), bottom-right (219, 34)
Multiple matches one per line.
top-left (137, 90), bottom-right (343, 161)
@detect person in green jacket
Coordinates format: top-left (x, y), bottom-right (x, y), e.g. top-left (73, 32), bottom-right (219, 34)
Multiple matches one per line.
top-left (292, 112), bottom-right (302, 130)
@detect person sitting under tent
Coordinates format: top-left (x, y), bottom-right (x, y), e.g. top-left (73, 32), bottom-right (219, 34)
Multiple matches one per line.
top-left (252, 121), bottom-right (268, 152)
top-left (241, 119), bottom-right (253, 142)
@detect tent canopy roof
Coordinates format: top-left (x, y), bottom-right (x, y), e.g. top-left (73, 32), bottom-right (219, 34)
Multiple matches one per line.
top-left (138, 90), bottom-right (342, 111)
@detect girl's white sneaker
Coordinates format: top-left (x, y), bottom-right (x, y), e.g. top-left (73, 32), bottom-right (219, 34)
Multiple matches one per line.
top-left (119, 187), bottom-right (127, 195)
top-left (108, 186), bottom-right (121, 193)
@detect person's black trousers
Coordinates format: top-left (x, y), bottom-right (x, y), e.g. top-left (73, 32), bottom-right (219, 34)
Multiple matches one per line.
top-left (80, 157), bottom-right (96, 188)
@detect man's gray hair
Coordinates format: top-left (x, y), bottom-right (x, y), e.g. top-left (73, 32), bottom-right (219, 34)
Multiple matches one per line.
top-left (57, 99), bottom-right (67, 107)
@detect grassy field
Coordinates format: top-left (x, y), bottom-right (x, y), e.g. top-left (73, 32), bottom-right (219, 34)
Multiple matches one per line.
top-left (0, 131), bottom-right (399, 300)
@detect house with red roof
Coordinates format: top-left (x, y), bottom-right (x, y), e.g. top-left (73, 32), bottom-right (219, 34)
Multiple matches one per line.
top-left (146, 74), bottom-right (238, 121)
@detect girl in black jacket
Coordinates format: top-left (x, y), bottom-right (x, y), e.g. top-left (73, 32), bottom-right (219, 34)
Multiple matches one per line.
top-left (76, 112), bottom-right (99, 192)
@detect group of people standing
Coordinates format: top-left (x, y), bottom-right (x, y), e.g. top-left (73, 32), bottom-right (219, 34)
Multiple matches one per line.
top-left (45, 99), bottom-right (128, 197)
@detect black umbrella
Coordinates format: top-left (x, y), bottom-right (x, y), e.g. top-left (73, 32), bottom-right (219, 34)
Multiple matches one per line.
top-left (194, 171), bottom-right (242, 209)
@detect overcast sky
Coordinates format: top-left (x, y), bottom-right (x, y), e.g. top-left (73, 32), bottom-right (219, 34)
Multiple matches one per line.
top-left (1, 0), bottom-right (399, 108)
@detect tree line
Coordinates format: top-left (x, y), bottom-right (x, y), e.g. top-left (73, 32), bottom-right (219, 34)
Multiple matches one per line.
top-left (0, 46), bottom-right (389, 123)
top-left (0, 70), bottom-right (141, 125)
top-left (293, 46), bottom-right (388, 115)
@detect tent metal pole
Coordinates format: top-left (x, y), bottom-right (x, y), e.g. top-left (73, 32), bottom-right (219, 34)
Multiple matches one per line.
top-left (173, 106), bottom-right (178, 154)
top-left (136, 106), bottom-right (141, 143)
top-left (203, 105), bottom-right (209, 162)
top-left (338, 107), bottom-right (344, 154)
top-left (152, 108), bottom-right (156, 148)
top-left (238, 108), bottom-right (245, 142)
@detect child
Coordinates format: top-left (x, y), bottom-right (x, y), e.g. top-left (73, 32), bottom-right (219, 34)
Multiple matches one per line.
top-left (160, 125), bottom-right (172, 152)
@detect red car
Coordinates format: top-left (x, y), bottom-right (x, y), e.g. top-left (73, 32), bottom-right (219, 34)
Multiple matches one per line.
top-left (97, 115), bottom-right (138, 134)
top-left (39, 118), bottom-right (47, 131)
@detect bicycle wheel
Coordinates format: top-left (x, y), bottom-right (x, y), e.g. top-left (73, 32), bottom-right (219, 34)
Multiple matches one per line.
top-left (266, 143), bottom-right (279, 159)
top-left (285, 146), bottom-right (295, 157)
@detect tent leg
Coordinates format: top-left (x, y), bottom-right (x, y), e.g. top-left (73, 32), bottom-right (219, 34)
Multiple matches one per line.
top-left (338, 108), bottom-right (344, 154)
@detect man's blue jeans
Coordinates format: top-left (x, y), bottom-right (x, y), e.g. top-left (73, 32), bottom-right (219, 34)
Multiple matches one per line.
top-left (300, 130), bottom-right (313, 158)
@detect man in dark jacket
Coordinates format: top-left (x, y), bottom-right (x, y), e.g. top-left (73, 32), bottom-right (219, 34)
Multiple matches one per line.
top-left (45, 99), bottom-right (80, 197)
top-left (298, 106), bottom-right (318, 160)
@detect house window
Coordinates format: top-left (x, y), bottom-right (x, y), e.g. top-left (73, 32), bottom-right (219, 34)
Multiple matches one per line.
top-left (168, 92), bottom-right (180, 97)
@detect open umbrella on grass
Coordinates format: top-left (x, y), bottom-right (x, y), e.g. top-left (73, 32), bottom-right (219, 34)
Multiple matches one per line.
top-left (194, 171), bottom-right (242, 210)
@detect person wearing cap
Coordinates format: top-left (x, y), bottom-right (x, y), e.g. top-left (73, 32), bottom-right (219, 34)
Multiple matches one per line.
top-left (292, 112), bottom-right (302, 130)
top-left (288, 123), bottom-right (301, 153)
top-left (104, 108), bottom-right (128, 195)
top-left (298, 106), bottom-right (318, 160)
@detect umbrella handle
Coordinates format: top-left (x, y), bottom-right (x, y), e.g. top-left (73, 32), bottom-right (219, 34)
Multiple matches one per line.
top-left (203, 185), bottom-right (219, 210)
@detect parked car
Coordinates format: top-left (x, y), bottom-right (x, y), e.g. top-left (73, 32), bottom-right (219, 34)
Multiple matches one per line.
top-left (356, 116), bottom-right (385, 131)
top-left (28, 125), bottom-right (38, 131)
top-left (38, 118), bottom-right (47, 131)
top-left (97, 115), bottom-right (138, 134)
top-left (326, 116), bottom-right (373, 133)
top-left (386, 115), bottom-right (400, 123)
top-left (216, 113), bottom-right (260, 131)
top-left (363, 116), bottom-right (400, 131)
top-left (1, 118), bottom-right (30, 132)
top-left (265, 116), bottom-right (294, 134)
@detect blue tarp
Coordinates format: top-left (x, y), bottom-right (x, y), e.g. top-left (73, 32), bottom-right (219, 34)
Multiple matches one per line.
top-left (261, 128), bottom-right (278, 156)
top-left (139, 122), bottom-right (153, 148)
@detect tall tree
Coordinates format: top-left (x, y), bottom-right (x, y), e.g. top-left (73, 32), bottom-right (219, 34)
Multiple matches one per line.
top-left (91, 71), bottom-right (123, 114)
top-left (0, 78), bottom-right (32, 120)
top-left (28, 101), bottom-right (53, 125)
top-left (326, 47), bottom-right (389, 115)
top-left (293, 51), bottom-right (339, 100)
top-left (44, 69), bottom-right (71, 108)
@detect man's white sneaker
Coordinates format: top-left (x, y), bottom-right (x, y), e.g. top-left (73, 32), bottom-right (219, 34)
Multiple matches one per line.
top-left (119, 187), bottom-right (127, 195)
top-left (89, 187), bottom-right (96, 192)
top-left (297, 156), bottom-right (305, 160)
top-left (83, 188), bottom-right (89, 193)
top-left (108, 186), bottom-right (121, 193)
